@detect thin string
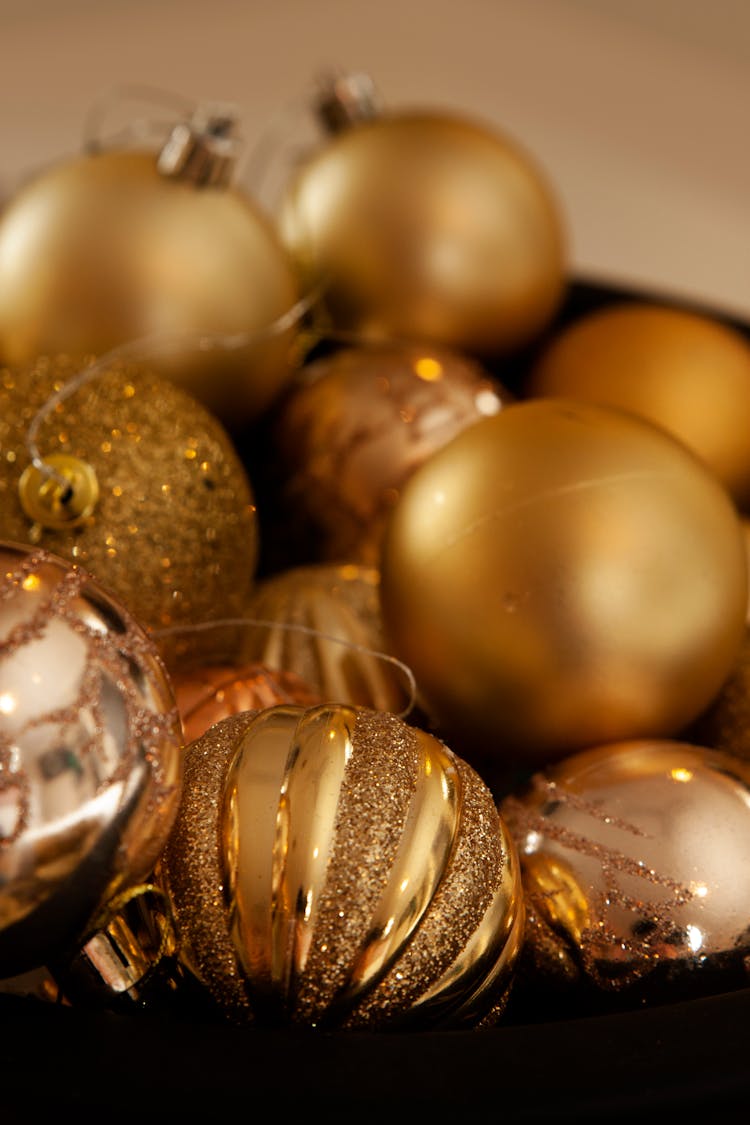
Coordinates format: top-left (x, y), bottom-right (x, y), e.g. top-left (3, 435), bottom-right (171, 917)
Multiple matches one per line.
top-left (152, 615), bottom-right (418, 720)
top-left (24, 282), bottom-right (326, 492)
top-left (81, 82), bottom-right (199, 154)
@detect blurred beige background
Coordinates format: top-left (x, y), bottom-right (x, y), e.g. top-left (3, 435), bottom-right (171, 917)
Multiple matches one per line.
top-left (2, 0), bottom-right (749, 320)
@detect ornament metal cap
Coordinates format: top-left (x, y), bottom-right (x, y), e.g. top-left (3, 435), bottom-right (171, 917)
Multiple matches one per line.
top-left (18, 453), bottom-right (100, 529)
top-left (157, 103), bottom-right (241, 187)
top-left (315, 71), bottom-right (382, 134)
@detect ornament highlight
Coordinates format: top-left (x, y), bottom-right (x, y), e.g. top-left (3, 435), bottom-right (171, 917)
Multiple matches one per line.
top-left (159, 704), bottom-right (524, 1030)
top-left (526, 301), bottom-right (750, 509)
top-left (502, 740), bottom-right (750, 1012)
top-left (380, 398), bottom-right (748, 766)
top-left (0, 542), bottom-right (183, 979)
top-left (278, 93), bottom-right (567, 358)
top-left (0, 107), bottom-right (300, 428)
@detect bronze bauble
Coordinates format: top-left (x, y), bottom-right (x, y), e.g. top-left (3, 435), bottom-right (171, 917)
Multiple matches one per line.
top-left (270, 342), bottom-right (512, 565)
top-left (159, 704), bottom-right (524, 1030)
top-left (0, 148), bottom-right (299, 428)
top-left (380, 398), bottom-right (748, 767)
top-left (501, 740), bottom-right (750, 1012)
top-left (526, 302), bottom-right (750, 509)
top-left (0, 356), bottom-right (258, 670)
top-left (0, 542), bottom-right (183, 978)
top-left (278, 110), bottom-right (566, 357)
top-left (240, 562), bottom-right (409, 714)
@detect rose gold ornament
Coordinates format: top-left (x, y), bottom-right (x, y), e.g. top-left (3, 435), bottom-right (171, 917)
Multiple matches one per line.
top-left (526, 301), bottom-right (750, 509)
top-left (270, 342), bottom-right (512, 564)
top-left (501, 740), bottom-right (750, 1011)
top-left (380, 398), bottom-right (748, 767)
top-left (278, 95), bottom-right (567, 358)
top-left (0, 356), bottom-right (258, 671)
top-left (0, 542), bottom-right (183, 979)
top-left (159, 704), bottom-right (524, 1030)
top-left (0, 107), bottom-right (300, 429)
top-left (240, 562), bottom-right (409, 713)
top-left (172, 663), bottom-right (321, 744)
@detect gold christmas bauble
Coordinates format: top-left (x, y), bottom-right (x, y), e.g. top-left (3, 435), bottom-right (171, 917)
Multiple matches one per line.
top-left (240, 562), bottom-right (409, 714)
top-left (270, 342), bottom-right (512, 565)
top-left (380, 398), bottom-right (748, 767)
top-left (172, 662), bottom-right (321, 744)
top-left (159, 704), bottom-right (524, 1030)
top-left (526, 302), bottom-right (750, 510)
top-left (0, 356), bottom-right (258, 669)
top-left (278, 110), bottom-right (566, 357)
top-left (0, 542), bottom-right (183, 978)
top-left (0, 136), bottom-right (300, 428)
top-left (501, 740), bottom-right (750, 1011)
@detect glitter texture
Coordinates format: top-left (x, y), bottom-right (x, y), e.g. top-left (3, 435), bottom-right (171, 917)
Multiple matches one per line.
top-left (0, 356), bottom-right (258, 669)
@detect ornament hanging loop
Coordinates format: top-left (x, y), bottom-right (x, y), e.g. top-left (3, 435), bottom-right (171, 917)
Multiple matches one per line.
top-left (18, 453), bottom-right (100, 530)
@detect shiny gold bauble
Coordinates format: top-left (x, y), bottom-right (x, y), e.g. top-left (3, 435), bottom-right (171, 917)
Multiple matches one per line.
top-left (380, 398), bottom-right (748, 766)
top-left (172, 662), bottom-right (321, 744)
top-left (159, 704), bottom-right (524, 1029)
top-left (241, 562), bottom-right (409, 713)
top-left (0, 356), bottom-right (258, 669)
top-left (501, 740), bottom-right (750, 1010)
top-left (526, 302), bottom-right (750, 510)
top-left (271, 342), bottom-right (512, 565)
top-left (0, 149), bottom-right (300, 428)
top-left (0, 542), bottom-right (183, 979)
top-left (278, 110), bottom-right (566, 357)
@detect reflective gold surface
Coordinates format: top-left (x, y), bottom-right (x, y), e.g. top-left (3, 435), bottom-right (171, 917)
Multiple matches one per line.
top-left (502, 740), bottom-right (750, 1002)
top-left (279, 110), bottom-right (566, 357)
top-left (0, 357), bottom-right (258, 667)
top-left (527, 302), bottom-right (750, 510)
top-left (0, 150), bottom-right (299, 428)
top-left (272, 342), bottom-right (512, 564)
top-left (380, 398), bottom-right (748, 766)
top-left (240, 562), bottom-right (408, 713)
top-left (0, 542), bottom-right (183, 978)
top-left (160, 704), bottom-right (524, 1029)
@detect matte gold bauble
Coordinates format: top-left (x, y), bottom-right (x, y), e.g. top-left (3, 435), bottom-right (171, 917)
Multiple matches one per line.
top-left (501, 740), bottom-right (750, 1012)
top-left (159, 704), bottom-right (524, 1030)
top-left (278, 110), bottom-right (566, 357)
top-left (271, 342), bottom-right (512, 565)
top-left (241, 562), bottom-right (409, 713)
top-left (526, 302), bottom-right (750, 509)
top-left (172, 662), bottom-right (321, 744)
top-left (0, 127), bottom-right (300, 428)
top-left (0, 356), bottom-right (258, 670)
top-left (380, 398), bottom-right (748, 766)
top-left (0, 542), bottom-right (183, 979)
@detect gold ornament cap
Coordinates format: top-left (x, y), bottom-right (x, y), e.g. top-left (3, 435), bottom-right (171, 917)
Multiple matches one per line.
top-left (18, 453), bottom-right (99, 530)
top-left (315, 71), bottom-right (382, 134)
top-left (157, 103), bottom-right (241, 187)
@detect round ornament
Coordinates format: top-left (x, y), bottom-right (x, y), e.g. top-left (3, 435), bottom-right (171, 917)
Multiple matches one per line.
top-left (0, 542), bottom-right (183, 979)
top-left (159, 704), bottom-right (524, 1030)
top-left (278, 104), bottom-right (567, 358)
top-left (526, 301), bottom-right (750, 509)
top-left (269, 342), bottom-right (511, 565)
top-left (501, 740), bottom-right (750, 1012)
top-left (684, 626), bottom-right (750, 763)
top-left (240, 562), bottom-right (409, 714)
top-left (0, 108), bottom-right (300, 429)
top-left (172, 662), bottom-right (321, 744)
top-left (379, 398), bottom-right (748, 767)
top-left (0, 356), bottom-right (258, 670)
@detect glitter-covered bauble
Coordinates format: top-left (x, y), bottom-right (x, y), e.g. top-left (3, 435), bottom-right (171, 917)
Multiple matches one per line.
top-left (278, 107), bottom-right (566, 358)
top-left (240, 562), bottom-right (409, 714)
top-left (0, 109), bottom-right (300, 429)
top-left (172, 663), bottom-right (321, 744)
top-left (501, 740), bottom-right (750, 1014)
top-left (0, 542), bottom-right (183, 979)
top-left (684, 626), bottom-right (750, 763)
top-left (269, 342), bottom-right (512, 565)
top-left (380, 398), bottom-right (748, 767)
top-left (526, 302), bottom-right (750, 510)
top-left (0, 357), bottom-right (258, 670)
top-left (159, 704), bottom-right (524, 1030)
